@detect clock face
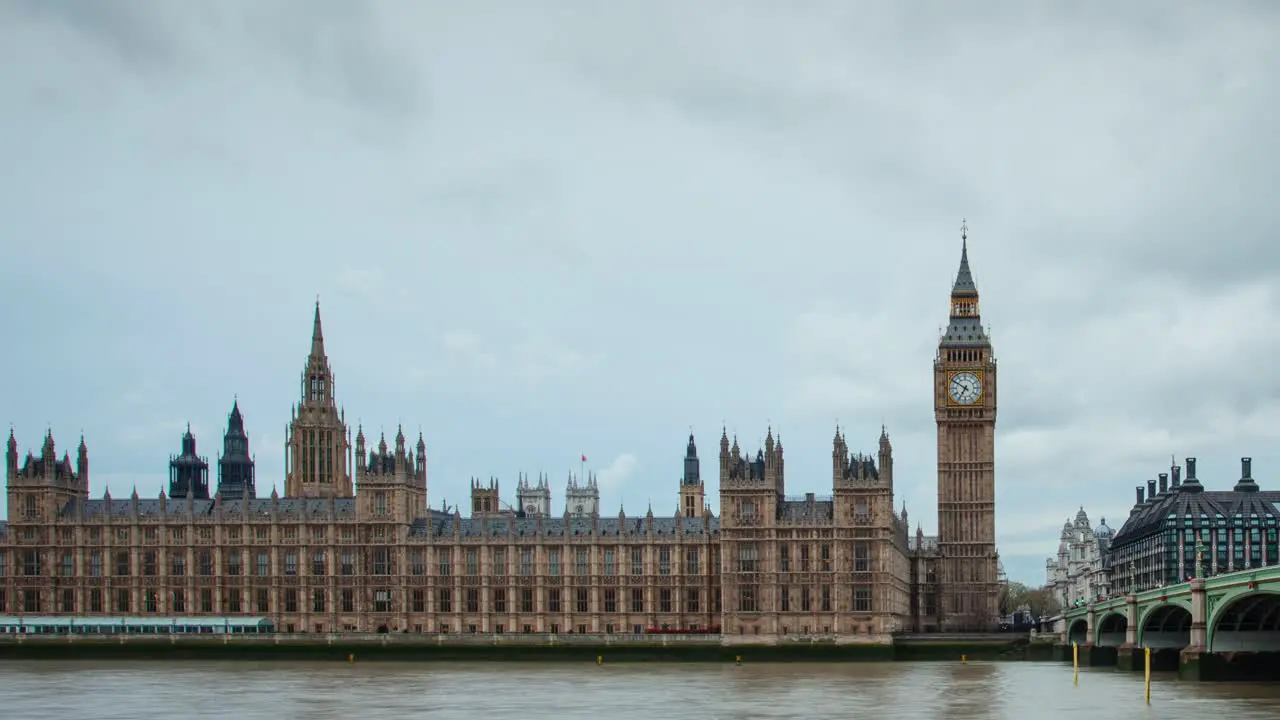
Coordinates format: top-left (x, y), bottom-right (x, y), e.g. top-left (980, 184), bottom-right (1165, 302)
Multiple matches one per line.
top-left (575, 504), bottom-right (584, 514)
top-left (948, 372), bottom-right (982, 405)
top-left (525, 504), bottom-right (537, 514)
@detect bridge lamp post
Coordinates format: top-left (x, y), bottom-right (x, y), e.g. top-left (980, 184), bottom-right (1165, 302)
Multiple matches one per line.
top-left (1195, 532), bottom-right (1209, 580)
top-left (1128, 561), bottom-right (1136, 593)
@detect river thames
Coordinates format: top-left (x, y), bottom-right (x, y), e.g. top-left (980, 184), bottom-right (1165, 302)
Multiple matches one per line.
top-left (2, 661), bottom-right (1279, 718)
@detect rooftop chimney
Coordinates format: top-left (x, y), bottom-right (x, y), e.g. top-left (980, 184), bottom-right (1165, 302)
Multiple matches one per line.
top-left (1182, 457), bottom-right (1203, 493)
top-left (1135, 485), bottom-right (1145, 506)
top-left (1146, 478), bottom-right (1157, 502)
top-left (1234, 456), bottom-right (1259, 493)
top-left (1158, 473), bottom-right (1169, 494)
top-left (1172, 464), bottom-right (1181, 488)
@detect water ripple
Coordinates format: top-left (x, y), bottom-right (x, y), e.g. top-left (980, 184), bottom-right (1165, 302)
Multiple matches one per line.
top-left (1, 661), bottom-right (1279, 719)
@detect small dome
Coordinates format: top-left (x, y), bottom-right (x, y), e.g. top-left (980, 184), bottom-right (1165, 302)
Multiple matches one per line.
top-left (1094, 518), bottom-right (1113, 538)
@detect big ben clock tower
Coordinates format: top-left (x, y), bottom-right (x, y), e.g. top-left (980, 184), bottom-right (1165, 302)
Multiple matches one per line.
top-left (934, 222), bottom-right (999, 631)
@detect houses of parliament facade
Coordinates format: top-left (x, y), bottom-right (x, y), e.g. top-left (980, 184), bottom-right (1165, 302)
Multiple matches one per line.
top-left (0, 236), bottom-right (1001, 642)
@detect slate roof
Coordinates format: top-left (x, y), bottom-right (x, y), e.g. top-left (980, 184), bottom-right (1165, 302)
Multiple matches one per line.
top-left (778, 497), bottom-right (833, 523)
top-left (909, 534), bottom-right (939, 552)
top-left (941, 315), bottom-right (989, 346)
top-left (940, 238), bottom-right (989, 347)
top-left (56, 498), bottom-right (358, 521)
top-left (46, 497), bottom-right (719, 539)
top-left (411, 515), bottom-right (719, 539)
top-left (1110, 462), bottom-right (1280, 546)
top-left (951, 240), bottom-right (978, 296)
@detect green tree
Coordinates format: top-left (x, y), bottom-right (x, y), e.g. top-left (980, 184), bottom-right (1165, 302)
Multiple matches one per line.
top-left (999, 582), bottom-right (1060, 619)
top-left (999, 581), bottom-right (1030, 616)
top-left (1024, 587), bottom-right (1061, 618)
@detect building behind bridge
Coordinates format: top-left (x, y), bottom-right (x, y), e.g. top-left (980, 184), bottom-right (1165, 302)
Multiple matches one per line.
top-left (1046, 507), bottom-right (1112, 608)
top-left (1106, 457), bottom-right (1280, 594)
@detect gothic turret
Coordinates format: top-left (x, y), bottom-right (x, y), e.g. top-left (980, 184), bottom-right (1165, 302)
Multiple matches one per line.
top-left (355, 422), bottom-right (428, 522)
top-left (682, 433), bottom-right (700, 486)
top-left (216, 400), bottom-right (256, 501)
top-left (6, 429), bottom-right (87, 525)
top-left (517, 472), bottom-right (552, 517)
top-left (168, 424), bottom-right (210, 500)
top-left (7, 427), bottom-right (18, 478)
top-left (566, 472), bottom-right (599, 517)
top-left (878, 425), bottom-right (894, 487)
top-left (680, 432), bottom-right (705, 518)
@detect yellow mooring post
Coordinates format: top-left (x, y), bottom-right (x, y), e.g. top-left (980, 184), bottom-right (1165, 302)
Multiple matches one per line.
top-left (1072, 642), bottom-right (1079, 685)
top-left (961, 654), bottom-right (967, 664)
top-left (735, 655), bottom-right (742, 666)
top-left (597, 655), bottom-right (602, 666)
top-left (1144, 647), bottom-right (1152, 704)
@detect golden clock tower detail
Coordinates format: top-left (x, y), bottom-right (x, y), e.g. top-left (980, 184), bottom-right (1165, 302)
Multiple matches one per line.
top-left (934, 222), bottom-right (999, 631)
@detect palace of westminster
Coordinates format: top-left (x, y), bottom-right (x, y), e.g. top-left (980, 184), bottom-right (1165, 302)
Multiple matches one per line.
top-left (0, 238), bottom-right (1002, 641)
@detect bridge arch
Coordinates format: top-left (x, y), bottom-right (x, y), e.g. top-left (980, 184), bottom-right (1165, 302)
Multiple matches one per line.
top-left (1067, 618), bottom-right (1088, 646)
top-left (1208, 590), bottom-right (1280, 652)
top-left (1095, 612), bottom-right (1127, 646)
top-left (1138, 602), bottom-right (1191, 649)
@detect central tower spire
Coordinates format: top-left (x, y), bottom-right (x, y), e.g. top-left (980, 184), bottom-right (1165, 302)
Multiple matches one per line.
top-left (285, 300), bottom-right (352, 498)
top-left (310, 298), bottom-right (326, 359)
top-left (951, 220), bottom-right (979, 299)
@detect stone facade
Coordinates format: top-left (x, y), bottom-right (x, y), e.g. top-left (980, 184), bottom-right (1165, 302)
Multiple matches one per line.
top-left (1045, 507), bottom-right (1113, 608)
top-left (0, 236), bottom-right (1002, 639)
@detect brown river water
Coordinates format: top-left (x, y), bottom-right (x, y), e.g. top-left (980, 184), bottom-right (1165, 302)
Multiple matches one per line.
top-left (1, 660), bottom-right (1279, 719)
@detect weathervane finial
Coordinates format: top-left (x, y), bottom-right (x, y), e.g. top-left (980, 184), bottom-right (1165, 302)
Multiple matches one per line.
top-left (961, 218), bottom-right (968, 241)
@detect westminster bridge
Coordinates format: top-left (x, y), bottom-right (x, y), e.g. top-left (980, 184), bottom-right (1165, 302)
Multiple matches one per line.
top-left (1060, 564), bottom-right (1280, 681)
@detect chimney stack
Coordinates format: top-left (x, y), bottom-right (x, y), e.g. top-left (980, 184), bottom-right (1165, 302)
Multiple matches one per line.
top-left (1146, 478), bottom-right (1157, 502)
top-left (1182, 457), bottom-right (1203, 492)
top-left (1234, 456), bottom-right (1259, 493)
top-left (1172, 464), bottom-right (1181, 488)
top-left (1158, 473), bottom-right (1169, 494)
top-left (1135, 485), bottom-right (1145, 505)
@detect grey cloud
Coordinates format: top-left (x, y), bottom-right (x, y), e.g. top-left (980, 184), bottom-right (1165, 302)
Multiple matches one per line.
top-left (11, 0), bottom-right (186, 73)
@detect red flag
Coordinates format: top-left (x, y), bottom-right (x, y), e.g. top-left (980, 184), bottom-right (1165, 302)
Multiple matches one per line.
top-left (581, 454), bottom-right (587, 463)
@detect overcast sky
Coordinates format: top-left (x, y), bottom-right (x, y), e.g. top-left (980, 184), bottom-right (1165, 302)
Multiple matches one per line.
top-left (3, 1), bottom-right (1279, 585)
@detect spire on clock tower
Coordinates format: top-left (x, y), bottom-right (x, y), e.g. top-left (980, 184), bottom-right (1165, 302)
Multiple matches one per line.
top-left (952, 220), bottom-right (978, 298)
top-left (941, 220), bottom-right (989, 347)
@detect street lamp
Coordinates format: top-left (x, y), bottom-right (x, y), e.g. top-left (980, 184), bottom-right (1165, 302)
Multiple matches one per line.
top-left (1128, 560), bottom-right (1136, 593)
top-left (1194, 532), bottom-right (1209, 580)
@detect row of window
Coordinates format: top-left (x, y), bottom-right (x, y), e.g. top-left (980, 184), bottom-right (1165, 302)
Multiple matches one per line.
top-left (736, 542), bottom-right (875, 572)
top-left (0, 586), bottom-right (724, 617)
top-left (736, 585), bottom-right (874, 613)
top-left (736, 500), bottom-right (873, 521)
top-left (12, 523), bottom-right (383, 544)
top-left (0, 546), bottom-right (713, 579)
top-left (1112, 532), bottom-right (1280, 591)
top-left (1164, 513), bottom-right (1279, 527)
